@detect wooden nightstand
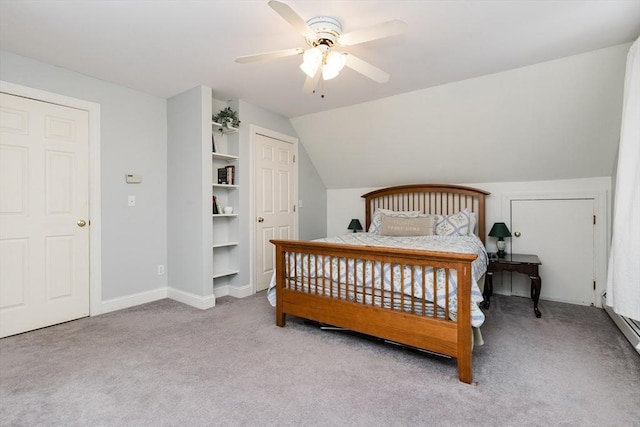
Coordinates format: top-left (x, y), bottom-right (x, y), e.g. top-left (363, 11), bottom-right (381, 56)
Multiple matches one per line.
top-left (481, 253), bottom-right (543, 318)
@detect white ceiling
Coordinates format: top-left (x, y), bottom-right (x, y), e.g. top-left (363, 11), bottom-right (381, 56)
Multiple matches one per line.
top-left (1, 0), bottom-right (639, 119)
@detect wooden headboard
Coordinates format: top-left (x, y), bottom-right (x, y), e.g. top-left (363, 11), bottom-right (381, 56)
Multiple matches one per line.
top-left (362, 184), bottom-right (491, 245)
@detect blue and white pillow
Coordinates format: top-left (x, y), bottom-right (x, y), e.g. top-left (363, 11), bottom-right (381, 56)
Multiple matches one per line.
top-left (435, 209), bottom-right (472, 236)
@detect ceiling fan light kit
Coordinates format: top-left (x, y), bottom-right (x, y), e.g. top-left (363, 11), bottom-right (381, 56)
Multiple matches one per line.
top-left (300, 45), bottom-right (346, 81)
top-left (322, 51), bottom-right (346, 80)
top-left (236, 1), bottom-right (407, 91)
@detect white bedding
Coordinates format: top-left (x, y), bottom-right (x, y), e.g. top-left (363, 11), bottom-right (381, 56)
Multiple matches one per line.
top-left (267, 233), bottom-right (488, 327)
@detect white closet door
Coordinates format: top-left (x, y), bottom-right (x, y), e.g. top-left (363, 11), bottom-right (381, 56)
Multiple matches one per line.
top-left (510, 198), bottom-right (595, 306)
top-left (254, 133), bottom-right (296, 292)
top-left (0, 93), bottom-right (90, 337)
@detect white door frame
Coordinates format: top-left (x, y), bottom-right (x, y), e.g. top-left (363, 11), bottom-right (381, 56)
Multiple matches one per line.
top-left (0, 81), bottom-right (102, 315)
top-left (249, 124), bottom-right (298, 294)
top-left (501, 189), bottom-right (609, 306)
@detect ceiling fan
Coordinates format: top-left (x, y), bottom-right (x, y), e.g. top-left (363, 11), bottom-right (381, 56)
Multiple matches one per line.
top-left (235, 0), bottom-right (408, 92)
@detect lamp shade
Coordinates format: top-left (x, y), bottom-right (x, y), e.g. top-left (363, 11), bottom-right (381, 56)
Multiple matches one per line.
top-left (347, 218), bottom-right (363, 232)
top-left (488, 222), bottom-right (512, 238)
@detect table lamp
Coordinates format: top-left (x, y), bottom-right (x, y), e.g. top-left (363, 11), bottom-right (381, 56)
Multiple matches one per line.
top-left (488, 222), bottom-right (511, 258)
top-left (347, 218), bottom-right (363, 233)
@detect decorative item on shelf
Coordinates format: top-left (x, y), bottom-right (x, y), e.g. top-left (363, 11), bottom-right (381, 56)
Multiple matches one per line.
top-left (488, 222), bottom-right (512, 258)
top-left (226, 165), bottom-right (235, 185)
top-left (223, 206), bottom-right (233, 215)
top-left (212, 196), bottom-right (219, 214)
top-left (212, 107), bottom-right (240, 131)
top-left (347, 218), bottom-right (363, 233)
top-left (217, 165), bottom-right (236, 185)
top-left (217, 167), bottom-right (227, 184)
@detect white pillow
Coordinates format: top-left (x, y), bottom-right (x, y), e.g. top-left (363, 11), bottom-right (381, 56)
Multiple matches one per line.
top-left (379, 215), bottom-right (436, 236)
top-left (435, 209), bottom-right (472, 236)
top-left (368, 209), bottom-right (421, 234)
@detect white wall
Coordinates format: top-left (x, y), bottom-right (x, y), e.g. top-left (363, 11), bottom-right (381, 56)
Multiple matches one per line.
top-left (0, 51), bottom-right (167, 302)
top-left (327, 177), bottom-right (610, 238)
top-left (327, 177), bottom-right (611, 301)
top-left (167, 86), bottom-right (212, 298)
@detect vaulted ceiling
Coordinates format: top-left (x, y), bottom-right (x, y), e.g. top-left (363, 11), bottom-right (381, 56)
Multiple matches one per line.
top-left (1, 1), bottom-right (638, 118)
top-left (1, 1), bottom-right (638, 189)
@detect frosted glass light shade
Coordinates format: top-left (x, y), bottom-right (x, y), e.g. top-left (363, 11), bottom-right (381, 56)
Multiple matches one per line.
top-left (300, 47), bottom-right (322, 77)
top-left (322, 51), bottom-right (346, 80)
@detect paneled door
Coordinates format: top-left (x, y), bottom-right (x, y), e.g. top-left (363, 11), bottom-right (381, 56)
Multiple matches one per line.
top-left (254, 132), bottom-right (297, 292)
top-left (510, 198), bottom-right (595, 306)
top-left (0, 93), bottom-right (90, 337)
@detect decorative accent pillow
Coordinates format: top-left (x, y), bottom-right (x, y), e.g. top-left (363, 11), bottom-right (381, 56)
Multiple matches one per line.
top-left (435, 209), bottom-right (472, 236)
top-left (379, 215), bottom-right (435, 236)
top-left (368, 209), bottom-right (421, 234)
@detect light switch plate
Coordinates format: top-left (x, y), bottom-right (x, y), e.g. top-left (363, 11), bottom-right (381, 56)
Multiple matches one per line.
top-left (126, 174), bottom-right (142, 183)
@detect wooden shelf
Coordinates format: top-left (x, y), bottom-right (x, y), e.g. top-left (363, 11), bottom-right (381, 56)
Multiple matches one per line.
top-left (212, 213), bottom-right (238, 218)
top-left (212, 183), bottom-right (238, 189)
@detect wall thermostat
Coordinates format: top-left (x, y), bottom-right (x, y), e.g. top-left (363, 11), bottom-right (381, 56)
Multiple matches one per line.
top-left (126, 174), bottom-right (142, 184)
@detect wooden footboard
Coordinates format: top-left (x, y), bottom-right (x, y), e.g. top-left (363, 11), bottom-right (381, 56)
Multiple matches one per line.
top-left (270, 239), bottom-right (477, 384)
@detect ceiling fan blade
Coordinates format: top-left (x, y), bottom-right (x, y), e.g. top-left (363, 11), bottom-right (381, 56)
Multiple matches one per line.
top-left (235, 48), bottom-right (303, 64)
top-left (303, 65), bottom-right (322, 94)
top-left (339, 20), bottom-right (408, 46)
top-left (268, 0), bottom-right (315, 39)
top-left (344, 53), bottom-right (390, 83)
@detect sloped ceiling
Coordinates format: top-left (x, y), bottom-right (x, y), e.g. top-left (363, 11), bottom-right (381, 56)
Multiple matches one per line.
top-left (0, 1), bottom-right (638, 189)
top-left (1, 0), bottom-right (638, 118)
top-left (291, 44), bottom-right (629, 189)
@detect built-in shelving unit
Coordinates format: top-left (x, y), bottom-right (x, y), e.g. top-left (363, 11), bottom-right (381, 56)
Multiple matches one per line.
top-left (212, 119), bottom-right (239, 282)
top-left (168, 86), bottom-right (250, 305)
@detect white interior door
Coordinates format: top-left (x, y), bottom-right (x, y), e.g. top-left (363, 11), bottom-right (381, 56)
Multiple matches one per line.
top-left (254, 133), bottom-right (297, 292)
top-left (510, 198), bottom-right (595, 306)
top-left (0, 92), bottom-right (90, 337)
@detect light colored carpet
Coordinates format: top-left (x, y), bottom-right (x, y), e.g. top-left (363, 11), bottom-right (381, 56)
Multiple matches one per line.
top-left (1, 293), bottom-right (639, 426)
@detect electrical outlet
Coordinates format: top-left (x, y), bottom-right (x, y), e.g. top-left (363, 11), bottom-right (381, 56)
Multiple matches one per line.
top-left (157, 264), bottom-right (165, 275)
top-left (128, 195), bottom-right (136, 207)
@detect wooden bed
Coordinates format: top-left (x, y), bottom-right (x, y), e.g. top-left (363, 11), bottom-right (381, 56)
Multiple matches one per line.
top-left (270, 184), bottom-right (490, 383)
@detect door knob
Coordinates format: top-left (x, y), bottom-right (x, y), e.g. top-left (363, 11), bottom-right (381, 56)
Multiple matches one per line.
top-left (514, 231), bottom-right (521, 237)
top-left (257, 217), bottom-right (264, 223)
top-left (77, 219), bottom-right (87, 227)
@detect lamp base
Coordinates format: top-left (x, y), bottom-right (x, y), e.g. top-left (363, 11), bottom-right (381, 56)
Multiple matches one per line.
top-left (496, 239), bottom-right (507, 258)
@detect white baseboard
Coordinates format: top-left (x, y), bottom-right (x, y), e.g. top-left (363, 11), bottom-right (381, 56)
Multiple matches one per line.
top-left (214, 283), bottom-right (253, 299)
top-left (100, 287), bottom-right (168, 314)
top-left (97, 284), bottom-right (253, 315)
top-left (167, 287), bottom-right (216, 310)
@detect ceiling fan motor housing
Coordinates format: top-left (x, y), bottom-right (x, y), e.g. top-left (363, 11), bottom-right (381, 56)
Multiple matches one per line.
top-left (306, 16), bottom-right (342, 47)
